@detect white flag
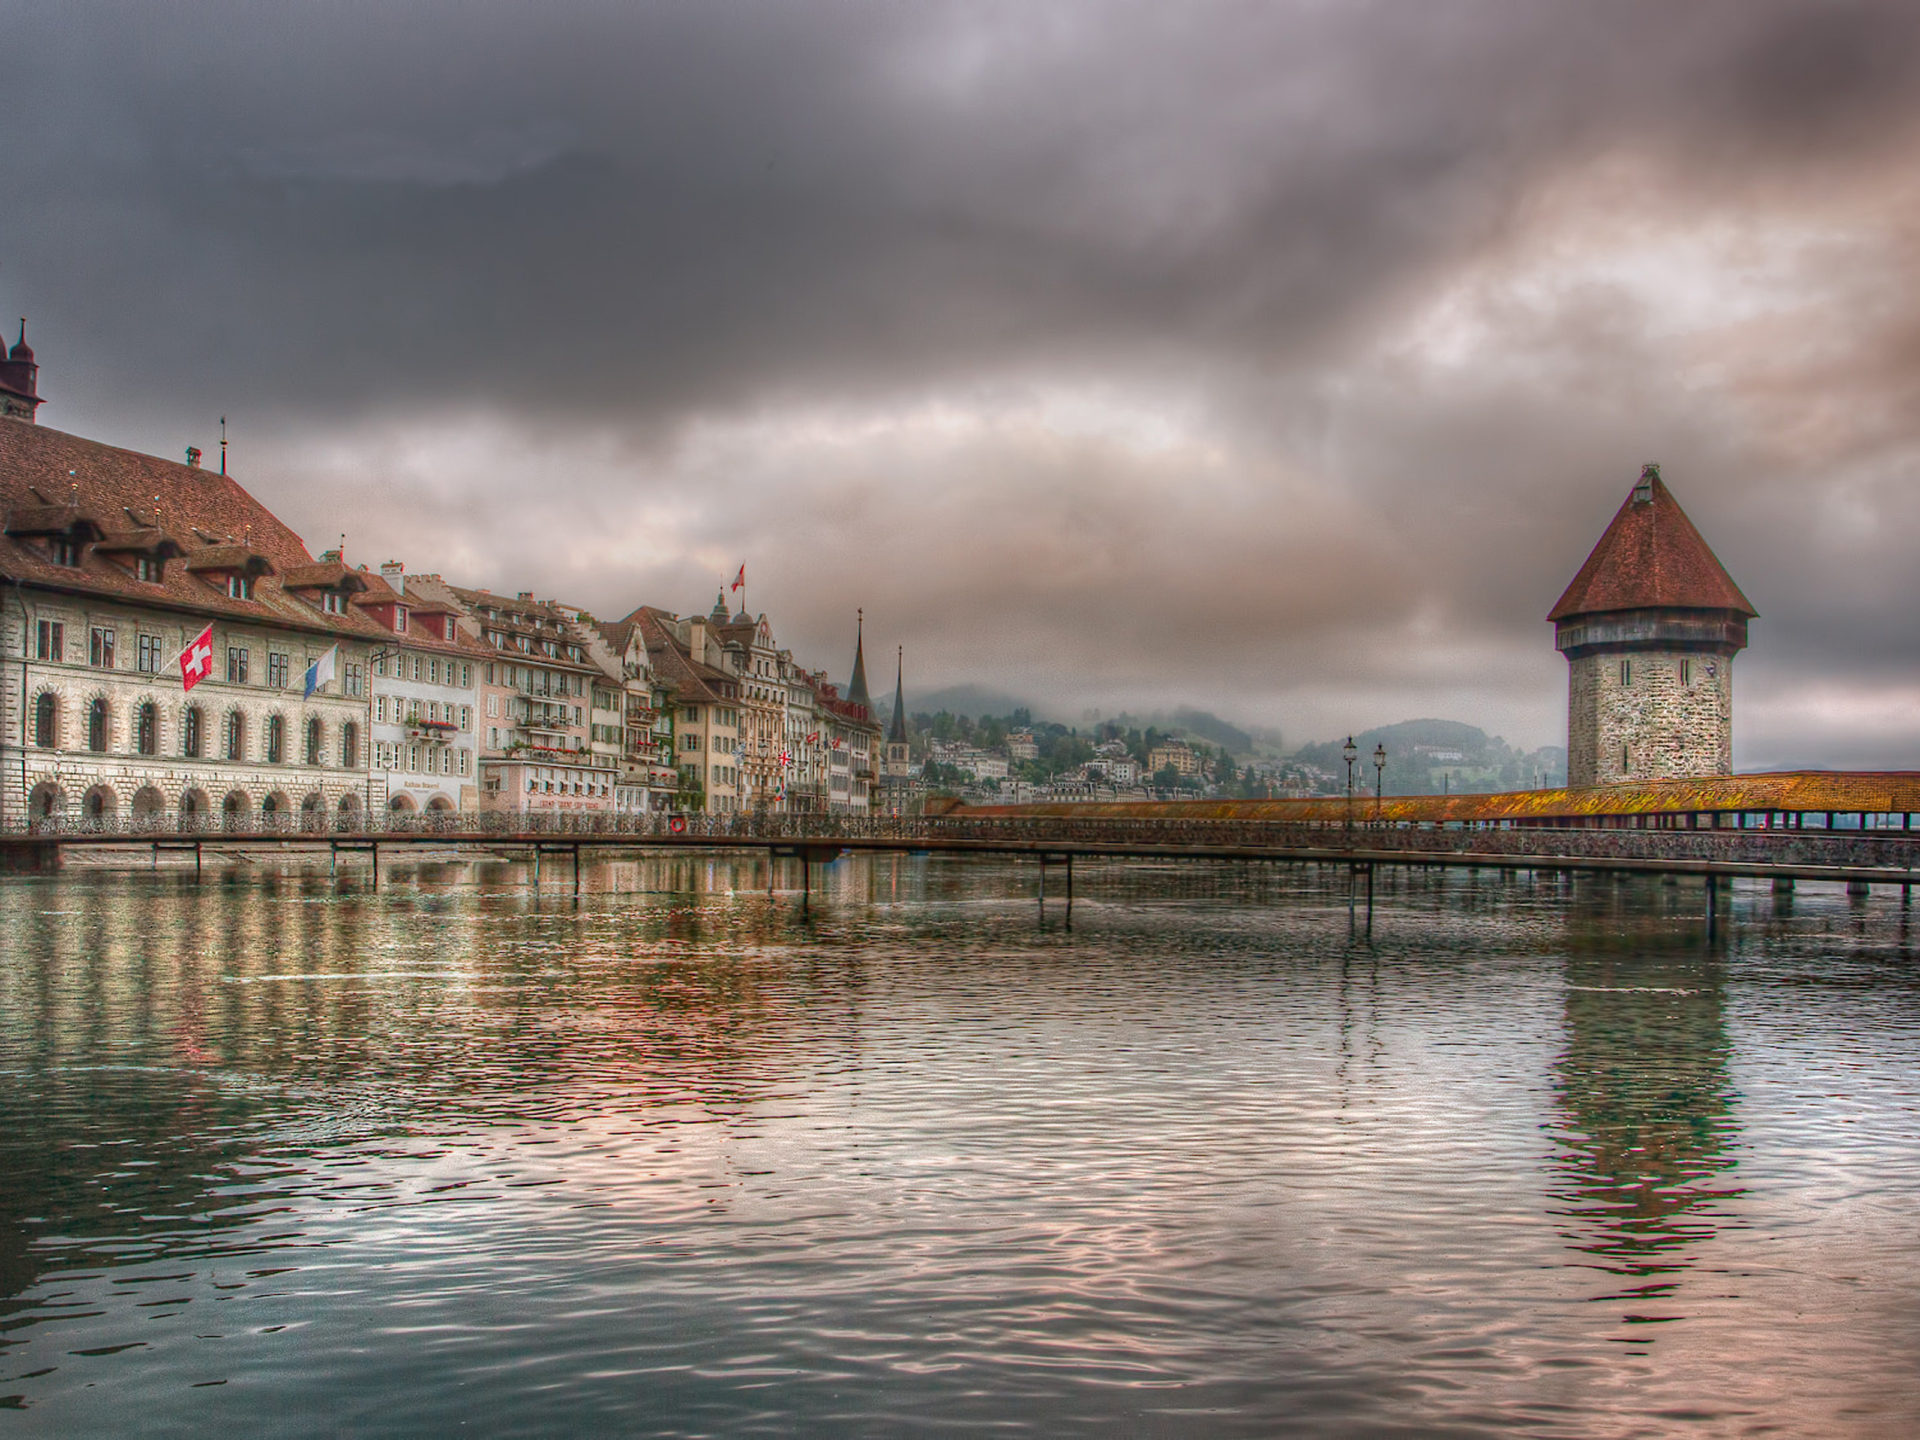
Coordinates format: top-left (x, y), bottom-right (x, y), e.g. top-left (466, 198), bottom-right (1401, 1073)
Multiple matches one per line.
top-left (304, 644), bottom-right (338, 699)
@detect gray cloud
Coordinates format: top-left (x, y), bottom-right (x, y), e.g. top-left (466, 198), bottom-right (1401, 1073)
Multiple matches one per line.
top-left (8, 1), bottom-right (1920, 762)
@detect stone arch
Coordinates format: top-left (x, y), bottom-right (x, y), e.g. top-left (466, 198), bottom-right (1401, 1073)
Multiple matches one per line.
top-left (224, 709), bottom-right (246, 761)
top-left (29, 782), bottom-right (65, 820)
top-left (305, 715), bottom-right (324, 766)
top-left (86, 695), bottom-right (110, 753)
top-left (265, 713), bottom-right (288, 765)
top-left (339, 720), bottom-right (360, 769)
top-left (337, 790), bottom-right (361, 813)
top-left (222, 789), bottom-right (250, 815)
top-left (179, 787), bottom-right (210, 816)
top-left (82, 784), bottom-right (117, 819)
top-left (32, 690), bottom-right (58, 748)
top-left (302, 790), bottom-right (323, 813)
top-left (131, 786), bottom-right (166, 818)
top-left (261, 790), bottom-right (290, 815)
top-left (388, 793), bottom-right (417, 813)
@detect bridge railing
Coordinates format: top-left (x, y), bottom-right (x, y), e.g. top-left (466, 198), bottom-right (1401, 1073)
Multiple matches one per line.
top-left (7, 808), bottom-right (1919, 871)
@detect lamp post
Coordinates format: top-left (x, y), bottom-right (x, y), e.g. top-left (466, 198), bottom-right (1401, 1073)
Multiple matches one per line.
top-left (1342, 735), bottom-right (1357, 840)
top-left (1373, 743), bottom-right (1386, 823)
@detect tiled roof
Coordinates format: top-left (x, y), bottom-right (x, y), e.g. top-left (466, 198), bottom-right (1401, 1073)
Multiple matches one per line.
top-left (1549, 468), bottom-right (1755, 621)
top-left (0, 418), bottom-right (395, 641)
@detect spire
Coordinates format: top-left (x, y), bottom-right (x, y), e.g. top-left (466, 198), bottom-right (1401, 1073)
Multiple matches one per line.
top-left (847, 608), bottom-right (871, 710)
top-left (710, 590), bottom-right (729, 622)
top-left (888, 646), bottom-right (908, 744)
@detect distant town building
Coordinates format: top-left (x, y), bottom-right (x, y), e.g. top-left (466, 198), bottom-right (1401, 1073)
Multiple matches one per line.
top-left (1550, 464), bottom-right (1754, 788)
top-left (1006, 728), bottom-right (1039, 762)
top-left (1147, 739), bottom-right (1200, 776)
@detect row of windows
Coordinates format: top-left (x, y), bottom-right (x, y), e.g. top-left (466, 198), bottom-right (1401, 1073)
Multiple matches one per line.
top-left (486, 662), bottom-right (586, 697)
top-left (36, 621), bottom-right (365, 695)
top-left (373, 696), bottom-right (473, 728)
top-left (373, 742), bottom-right (471, 777)
top-left (32, 694), bottom-right (359, 766)
top-left (374, 653), bottom-right (473, 687)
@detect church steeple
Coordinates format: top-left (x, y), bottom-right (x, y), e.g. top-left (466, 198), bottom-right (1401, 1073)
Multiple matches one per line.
top-left (888, 646), bottom-right (907, 744)
top-left (846, 609), bottom-right (871, 711)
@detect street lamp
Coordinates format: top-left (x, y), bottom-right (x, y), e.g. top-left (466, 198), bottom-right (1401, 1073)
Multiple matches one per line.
top-left (1342, 735), bottom-right (1357, 839)
top-left (1373, 743), bottom-right (1386, 822)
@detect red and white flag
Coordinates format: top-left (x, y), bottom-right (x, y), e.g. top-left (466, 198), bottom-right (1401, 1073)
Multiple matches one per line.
top-left (179, 623), bottom-right (214, 692)
top-left (806, 731), bottom-right (819, 745)
top-left (729, 563), bottom-right (745, 593)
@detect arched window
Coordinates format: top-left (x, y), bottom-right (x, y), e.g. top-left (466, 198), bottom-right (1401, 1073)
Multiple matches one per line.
top-left (135, 702), bottom-right (158, 756)
top-left (225, 711), bottom-right (245, 761)
top-left (306, 716), bottom-right (323, 765)
top-left (33, 693), bottom-right (56, 748)
top-left (340, 721), bottom-right (359, 769)
top-left (183, 706), bottom-right (203, 758)
top-left (266, 714), bottom-right (285, 764)
top-left (87, 698), bottom-right (108, 753)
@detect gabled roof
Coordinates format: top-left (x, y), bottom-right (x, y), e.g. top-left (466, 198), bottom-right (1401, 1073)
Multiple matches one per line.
top-left (1549, 467), bottom-right (1755, 622)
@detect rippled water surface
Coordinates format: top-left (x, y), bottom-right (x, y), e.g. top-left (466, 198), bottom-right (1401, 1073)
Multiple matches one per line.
top-left (2, 853), bottom-right (1918, 1436)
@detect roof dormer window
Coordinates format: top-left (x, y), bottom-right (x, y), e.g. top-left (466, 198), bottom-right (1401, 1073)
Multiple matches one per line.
top-left (395, 607), bottom-right (408, 633)
top-left (135, 555), bottom-right (163, 583)
top-left (228, 574), bottom-right (254, 599)
top-left (50, 536), bottom-right (81, 567)
top-left (322, 590), bottom-right (344, 614)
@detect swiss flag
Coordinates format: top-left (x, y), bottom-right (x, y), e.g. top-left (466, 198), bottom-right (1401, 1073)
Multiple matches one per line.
top-left (729, 563), bottom-right (745, 593)
top-left (179, 623), bottom-right (214, 692)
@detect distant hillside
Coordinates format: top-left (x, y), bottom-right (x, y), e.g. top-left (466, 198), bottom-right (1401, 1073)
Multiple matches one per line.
top-left (1107, 708), bottom-right (1256, 755)
top-left (1293, 719), bottom-right (1565, 795)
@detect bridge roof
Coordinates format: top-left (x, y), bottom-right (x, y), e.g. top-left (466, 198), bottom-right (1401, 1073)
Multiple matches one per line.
top-left (953, 771), bottom-right (1920, 823)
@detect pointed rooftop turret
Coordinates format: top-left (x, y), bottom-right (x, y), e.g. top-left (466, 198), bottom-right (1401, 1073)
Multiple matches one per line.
top-left (0, 318), bottom-right (43, 423)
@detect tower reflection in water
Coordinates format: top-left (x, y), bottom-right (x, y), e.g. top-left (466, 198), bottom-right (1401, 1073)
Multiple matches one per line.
top-left (1549, 880), bottom-right (1742, 1335)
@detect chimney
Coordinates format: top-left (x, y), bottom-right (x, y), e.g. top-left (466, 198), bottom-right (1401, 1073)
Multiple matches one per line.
top-left (381, 559), bottom-right (405, 595)
top-left (185, 447), bottom-right (202, 468)
top-left (321, 548), bottom-right (343, 563)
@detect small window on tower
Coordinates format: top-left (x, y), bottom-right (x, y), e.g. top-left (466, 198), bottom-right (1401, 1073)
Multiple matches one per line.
top-left (1681, 658), bottom-right (1694, 686)
top-left (1622, 743), bottom-right (1630, 773)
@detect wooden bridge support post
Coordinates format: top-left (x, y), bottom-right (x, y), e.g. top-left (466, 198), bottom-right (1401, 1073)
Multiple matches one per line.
top-left (573, 844), bottom-right (582, 902)
top-left (1066, 853), bottom-right (1073, 928)
top-left (1365, 861), bottom-right (1374, 938)
top-left (533, 848), bottom-right (540, 891)
top-left (194, 841), bottom-right (202, 881)
top-left (803, 857), bottom-right (811, 913)
top-left (371, 843), bottom-right (379, 891)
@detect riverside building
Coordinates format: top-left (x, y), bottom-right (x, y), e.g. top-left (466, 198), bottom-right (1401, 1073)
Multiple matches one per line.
top-left (443, 585), bottom-right (618, 814)
top-left (355, 562), bottom-right (486, 813)
top-left (0, 336), bottom-right (377, 825)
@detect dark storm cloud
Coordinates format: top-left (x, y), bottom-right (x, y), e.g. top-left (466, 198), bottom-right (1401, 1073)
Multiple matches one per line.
top-left (7, 1), bottom-right (1920, 761)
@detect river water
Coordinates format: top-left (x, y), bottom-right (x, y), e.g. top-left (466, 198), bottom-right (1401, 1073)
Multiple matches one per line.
top-left (1, 853), bottom-right (1917, 1436)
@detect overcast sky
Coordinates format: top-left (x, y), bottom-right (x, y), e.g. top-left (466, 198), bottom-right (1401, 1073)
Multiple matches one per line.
top-left (7, 1), bottom-right (1920, 762)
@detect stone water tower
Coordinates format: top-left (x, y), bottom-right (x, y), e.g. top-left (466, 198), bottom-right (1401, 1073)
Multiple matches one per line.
top-left (1549, 464), bottom-right (1756, 788)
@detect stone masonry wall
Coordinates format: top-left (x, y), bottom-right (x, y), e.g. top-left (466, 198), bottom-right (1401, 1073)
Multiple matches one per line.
top-left (1568, 649), bottom-right (1732, 787)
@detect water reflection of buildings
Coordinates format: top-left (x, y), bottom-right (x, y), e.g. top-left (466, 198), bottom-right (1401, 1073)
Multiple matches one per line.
top-left (1549, 882), bottom-right (1742, 1328)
